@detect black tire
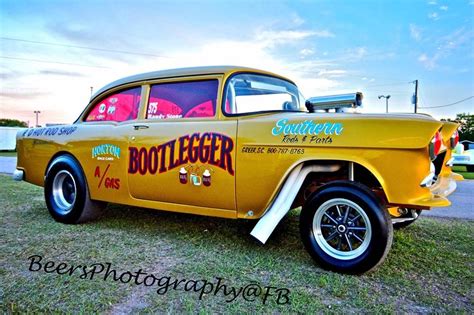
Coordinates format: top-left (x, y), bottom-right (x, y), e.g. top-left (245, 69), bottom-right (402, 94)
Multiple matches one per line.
top-left (466, 165), bottom-right (474, 172)
top-left (300, 181), bottom-right (393, 274)
top-left (44, 155), bottom-right (106, 224)
top-left (392, 209), bottom-right (422, 229)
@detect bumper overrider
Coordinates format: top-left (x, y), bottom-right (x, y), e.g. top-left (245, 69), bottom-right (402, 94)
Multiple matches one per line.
top-left (12, 169), bottom-right (24, 181)
top-left (415, 160), bottom-right (463, 208)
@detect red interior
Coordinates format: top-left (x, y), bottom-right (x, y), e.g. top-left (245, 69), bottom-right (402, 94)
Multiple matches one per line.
top-left (147, 80), bottom-right (217, 119)
top-left (86, 87), bottom-right (141, 122)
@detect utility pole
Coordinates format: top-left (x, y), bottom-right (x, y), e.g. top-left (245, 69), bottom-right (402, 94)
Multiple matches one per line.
top-left (90, 86), bottom-right (93, 97)
top-left (34, 110), bottom-right (41, 127)
top-left (412, 80), bottom-right (418, 113)
top-left (378, 95), bottom-right (391, 113)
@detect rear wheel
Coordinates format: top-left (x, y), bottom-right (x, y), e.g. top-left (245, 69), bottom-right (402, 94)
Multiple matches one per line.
top-left (44, 155), bottom-right (106, 224)
top-left (300, 181), bottom-right (393, 274)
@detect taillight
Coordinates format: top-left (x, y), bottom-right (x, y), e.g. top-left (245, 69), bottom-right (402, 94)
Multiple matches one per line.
top-left (450, 130), bottom-right (459, 149)
top-left (429, 131), bottom-right (442, 160)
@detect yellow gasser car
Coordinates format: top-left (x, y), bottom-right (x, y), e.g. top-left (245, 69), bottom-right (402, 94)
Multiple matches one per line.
top-left (14, 66), bottom-right (462, 274)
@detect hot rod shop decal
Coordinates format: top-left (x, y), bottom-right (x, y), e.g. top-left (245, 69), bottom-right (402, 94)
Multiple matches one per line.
top-left (128, 132), bottom-right (234, 176)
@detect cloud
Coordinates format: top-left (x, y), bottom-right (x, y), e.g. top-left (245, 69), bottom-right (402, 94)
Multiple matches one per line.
top-left (0, 72), bottom-right (16, 80)
top-left (150, 26), bottom-right (342, 97)
top-left (299, 48), bottom-right (315, 57)
top-left (0, 90), bottom-right (49, 100)
top-left (290, 13), bottom-right (305, 27)
top-left (439, 5), bottom-right (448, 10)
top-left (297, 78), bottom-right (341, 95)
top-left (428, 12), bottom-right (439, 20)
top-left (349, 47), bottom-right (367, 59)
top-left (428, 1), bottom-right (437, 4)
top-left (47, 22), bottom-right (104, 46)
top-left (418, 53), bottom-right (437, 69)
top-left (2, 22), bottom-right (341, 123)
top-left (317, 69), bottom-right (347, 77)
top-left (410, 24), bottom-right (422, 41)
top-left (39, 70), bottom-right (85, 77)
top-left (418, 27), bottom-right (473, 69)
top-left (441, 27), bottom-right (473, 50)
top-left (255, 29), bottom-right (334, 48)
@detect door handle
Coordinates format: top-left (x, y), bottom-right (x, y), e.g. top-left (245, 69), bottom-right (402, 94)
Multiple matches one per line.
top-left (133, 125), bottom-right (149, 130)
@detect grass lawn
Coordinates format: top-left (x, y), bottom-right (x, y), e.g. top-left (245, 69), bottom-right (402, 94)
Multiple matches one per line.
top-left (0, 151), bottom-right (17, 157)
top-left (0, 175), bottom-right (472, 313)
top-left (453, 165), bottom-right (474, 180)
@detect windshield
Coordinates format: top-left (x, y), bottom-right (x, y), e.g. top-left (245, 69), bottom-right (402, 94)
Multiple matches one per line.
top-left (224, 73), bottom-right (304, 115)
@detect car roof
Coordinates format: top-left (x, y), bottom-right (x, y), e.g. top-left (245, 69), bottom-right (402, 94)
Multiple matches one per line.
top-left (90, 65), bottom-right (295, 102)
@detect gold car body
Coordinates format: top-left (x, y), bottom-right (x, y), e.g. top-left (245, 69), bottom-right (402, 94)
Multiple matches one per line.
top-left (15, 66), bottom-right (461, 221)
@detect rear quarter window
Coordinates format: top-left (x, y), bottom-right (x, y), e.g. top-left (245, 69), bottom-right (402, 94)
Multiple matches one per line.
top-left (86, 87), bottom-right (142, 122)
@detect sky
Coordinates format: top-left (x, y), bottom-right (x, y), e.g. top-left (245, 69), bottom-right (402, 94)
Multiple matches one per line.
top-left (0, 0), bottom-right (473, 126)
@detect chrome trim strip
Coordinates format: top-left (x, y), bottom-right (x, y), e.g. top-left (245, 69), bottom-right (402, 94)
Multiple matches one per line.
top-left (348, 162), bottom-right (354, 181)
top-left (446, 157), bottom-right (455, 167)
top-left (392, 217), bottom-right (416, 224)
top-left (420, 172), bottom-right (435, 188)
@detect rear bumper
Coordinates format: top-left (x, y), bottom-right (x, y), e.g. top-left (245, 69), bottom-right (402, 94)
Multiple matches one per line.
top-left (410, 172), bottom-right (463, 208)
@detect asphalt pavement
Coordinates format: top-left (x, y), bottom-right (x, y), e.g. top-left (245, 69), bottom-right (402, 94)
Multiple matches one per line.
top-left (0, 157), bottom-right (17, 175)
top-left (423, 180), bottom-right (473, 220)
top-left (0, 156), bottom-right (472, 219)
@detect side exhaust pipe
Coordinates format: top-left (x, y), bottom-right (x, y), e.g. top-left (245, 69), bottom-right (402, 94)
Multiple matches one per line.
top-left (250, 164), bottom-right (341, 244)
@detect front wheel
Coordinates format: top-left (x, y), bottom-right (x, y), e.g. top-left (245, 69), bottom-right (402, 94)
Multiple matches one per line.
top-left (300, 181), bottom-right (393, 274)
top-left (44, 155), bottom-right (106, 224)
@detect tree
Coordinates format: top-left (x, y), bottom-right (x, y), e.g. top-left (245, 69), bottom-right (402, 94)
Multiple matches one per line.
top-left (0, 118), bottom-right (28, 127)
top-left (441, 113), bottom-right (473, 141)
top-left (456, 113), bottom-right (474, 141)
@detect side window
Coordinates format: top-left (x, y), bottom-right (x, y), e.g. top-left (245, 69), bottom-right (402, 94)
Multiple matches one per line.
top-left (147, 80), bottom-right (217, 120)
top-left (224, 74), bottom-right (301, 115)
top-left (86, 87), bottom-right (142, 122)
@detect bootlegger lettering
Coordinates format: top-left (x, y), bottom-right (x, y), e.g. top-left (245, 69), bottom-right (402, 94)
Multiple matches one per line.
top-left (128, 132), bottom-right (234, 176)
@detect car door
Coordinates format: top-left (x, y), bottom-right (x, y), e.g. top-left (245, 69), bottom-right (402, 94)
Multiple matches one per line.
top-left (81, 85), bottom-right (143, 204)
top-left (126, 76), bottom-right (237, 211)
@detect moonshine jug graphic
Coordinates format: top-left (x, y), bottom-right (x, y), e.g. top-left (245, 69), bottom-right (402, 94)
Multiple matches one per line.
top-left (179, 167), bottom-right (188, 184)
top-left (203, 169), bottom-right (211, 187)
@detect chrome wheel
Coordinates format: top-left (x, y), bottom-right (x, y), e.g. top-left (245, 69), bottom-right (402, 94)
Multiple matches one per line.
top-left (52, 170), bottom-right (77, 215)
top-left (312, 198), bottom-right (372, 260)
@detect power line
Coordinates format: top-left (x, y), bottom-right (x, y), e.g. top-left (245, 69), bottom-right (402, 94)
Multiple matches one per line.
top-left (0, 56), bottom-right (109, 68)
top-left (1, 36), bottom-right (169, 58)
top-left (418, 96), bottom-right (474, 109)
